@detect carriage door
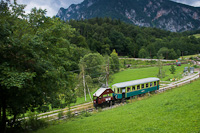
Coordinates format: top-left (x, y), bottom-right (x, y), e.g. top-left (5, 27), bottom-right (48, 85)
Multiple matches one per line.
top-left (122, 88), bottom-right (126, 98)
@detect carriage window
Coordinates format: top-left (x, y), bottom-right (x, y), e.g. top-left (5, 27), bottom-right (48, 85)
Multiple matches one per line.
top-left (118, 88), bottom-right (119, 93)
top-left (132, 86), bottom-right (135, 91)
top-left (146, 83), bottom-right (149, 88)
top-left (122, 88), bottom-right (126, 93)
top-left (154, 82), bottom-right (156, 86)
top-left (137, 85), bottom-right (140, 90)
top-left (127, 87), bottom-right (130, 92)
top-left (150, 82), bottom-right (152, 87)
top-left (142, 84), bottom-right (144, 89)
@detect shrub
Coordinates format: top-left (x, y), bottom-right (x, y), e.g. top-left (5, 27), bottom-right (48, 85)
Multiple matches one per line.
top-left (24, 111), bottom-right (48, 131)
top-left (58, 111), bottom-right (64, 119)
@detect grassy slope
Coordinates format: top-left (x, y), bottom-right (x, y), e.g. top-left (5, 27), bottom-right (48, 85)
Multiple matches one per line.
top-left (182, 54), bottom-right (199, 59)
top-left (193, 34), bottom-right (200, 38)
top-left (36, 79), bottom-right (200, 133)
top-left (110, 64), bottom-right (188, 85)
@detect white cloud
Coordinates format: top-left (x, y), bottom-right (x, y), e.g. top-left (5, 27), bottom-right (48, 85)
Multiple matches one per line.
top-left (192, 1), bottom-right (200, 7)
top-left (171, 0), bottom-right (200, 7)
top-left (17, 0), bottom-right (83, 17)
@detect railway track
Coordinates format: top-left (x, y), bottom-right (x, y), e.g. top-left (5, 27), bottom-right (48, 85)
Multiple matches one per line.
top-left (21, 71), bottom-right (199, 121)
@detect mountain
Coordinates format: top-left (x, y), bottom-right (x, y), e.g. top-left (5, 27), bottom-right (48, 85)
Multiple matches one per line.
top-left (56, 0), bottom-right (200, 32)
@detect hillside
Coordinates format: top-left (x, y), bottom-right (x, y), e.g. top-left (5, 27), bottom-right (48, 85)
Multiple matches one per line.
top-left (194, 34), bottom-right (200, 38)
top-left (68, 18), bottom-right (200, 58)
top-left (36, 79), bottom-right (200, 133)
top-left (57, 0), bottom-right (200, 32)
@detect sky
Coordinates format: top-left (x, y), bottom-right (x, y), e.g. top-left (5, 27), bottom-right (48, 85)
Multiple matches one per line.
top-left (16, 0), bottom-right (200, 17)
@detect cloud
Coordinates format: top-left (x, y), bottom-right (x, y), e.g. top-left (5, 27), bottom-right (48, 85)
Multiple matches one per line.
top-left (17, 0), bottom-right (83, 17)
top-left (192, 1), bottom-right (200, 7)
top-left (171, 0), bottom-right (200, 7)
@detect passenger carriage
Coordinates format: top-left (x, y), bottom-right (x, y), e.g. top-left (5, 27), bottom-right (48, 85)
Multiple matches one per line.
top-left (112, 77), bottom-right (160, 100)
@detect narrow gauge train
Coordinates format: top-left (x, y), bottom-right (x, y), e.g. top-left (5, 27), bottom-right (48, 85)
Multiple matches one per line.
top-left (93, 77), bottom-right (160, 107)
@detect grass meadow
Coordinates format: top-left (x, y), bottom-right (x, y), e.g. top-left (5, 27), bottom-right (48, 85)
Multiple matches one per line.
top-left (193, 34), bottom-right (200, 38)
top-left (36, 79), bottom-right (200, 133)
top-left (110, 64), bottom-right (188, 85)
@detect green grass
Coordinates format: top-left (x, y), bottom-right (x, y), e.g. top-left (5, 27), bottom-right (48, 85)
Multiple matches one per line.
top-left (193, 34), bottom-right (200, 38)
top-left (36, 79), bottom-right (200, 133)
top-left (182, 54), bottom-right (199, 59)
top-left (110, 64), bottom-right (188, 85)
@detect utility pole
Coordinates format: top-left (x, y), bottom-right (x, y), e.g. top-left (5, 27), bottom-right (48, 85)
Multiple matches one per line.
top-left (82, 65), bottom-right (87, 101)
top-left (106, 57), bottom-right (109, 88)
top-left (86, 82), bottom-right (92, 101)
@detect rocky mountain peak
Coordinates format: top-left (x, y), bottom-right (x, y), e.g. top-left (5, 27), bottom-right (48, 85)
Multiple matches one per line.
top-left (56, 0), bottom-right (200, 32)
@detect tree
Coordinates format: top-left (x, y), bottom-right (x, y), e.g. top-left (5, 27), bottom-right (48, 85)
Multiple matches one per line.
top-left (168, 49), bottom-right (178, 59)
top-left (110, 49), bottom-right (120, 72)
top-left (79, 53), bottom-right (104, 79)
top-left (157, 56), bottom-right (166, 80)
top-left (169, 65), bottom-right (176, 74)
top-left (0, 2), bottom-right (77, 131)
top-left (138, 48), bottom-right (149, 58)
top-left (157, 47), bottom-right (169, 59)
top-left (176, 49), bottom-right (181, 58)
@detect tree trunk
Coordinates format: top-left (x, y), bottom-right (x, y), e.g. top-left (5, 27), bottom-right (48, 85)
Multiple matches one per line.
top-left (86, 82), bottom-right (92, 101)
top-left (82, 66), bottom-right (86, 101)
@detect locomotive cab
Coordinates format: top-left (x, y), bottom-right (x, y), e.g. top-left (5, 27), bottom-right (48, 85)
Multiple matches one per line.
top-left (93, 88), bottom-right (114, 108)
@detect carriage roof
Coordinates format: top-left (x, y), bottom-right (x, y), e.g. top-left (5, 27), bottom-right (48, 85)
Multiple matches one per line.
top-left (93, 88), bottom-right (113, 97)
top-left (112, 77), bottom-right (160, 88)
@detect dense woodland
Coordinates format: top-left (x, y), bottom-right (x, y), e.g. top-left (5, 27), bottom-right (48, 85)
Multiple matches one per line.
top-left (0, 1), bottom-right (200, 132)
top-left (68, 18), bottom-right (200, 59)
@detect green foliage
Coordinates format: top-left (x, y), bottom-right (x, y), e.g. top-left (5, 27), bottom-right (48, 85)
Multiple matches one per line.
top-left (138, 48), bottom-right (149, 58)
top-left (0, 1), bottom-right (84, 131)
top-left (25, 111), bottom-right (48, 131)
top-left (79, 53), bottom-right (104, 78)
top-left (58, 111), bottom-right (64, 119)
top-left (157, 47), bottom-right (169, 59)
top-left (169, 65), bottom-right (176, 74)
top-left (110, 49), bottom-right (120, 72)
top-left (168, 49), bottom-right (178, 59)
top-left (69, 18), bottom-right (200, 59)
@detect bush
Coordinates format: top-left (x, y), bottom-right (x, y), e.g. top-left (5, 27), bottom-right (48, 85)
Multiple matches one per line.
top-left (24, 111), bottom-right (48, 131)
top-left (193, 65), bottom-right (199, 68)
top-left (58, 111), bottom-right (64, 119)
top-left (82, 111), bottom-right (91, 117)
top-left (153, 56), bottom-right (157, 59)
top-left (97, 107), bottom-right (102, 112)
top-left (66, 110), bottom-right (73, 118)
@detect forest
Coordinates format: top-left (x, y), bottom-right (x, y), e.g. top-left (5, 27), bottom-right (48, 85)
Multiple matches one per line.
top-left (0, 1), bottom-right (200, 132)
top-left (68, 18), bottom-right (200, 59)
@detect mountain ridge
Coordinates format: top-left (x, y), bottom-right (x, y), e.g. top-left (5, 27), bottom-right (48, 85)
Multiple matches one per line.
top-left (56, 0), bottom-right (200, 32)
